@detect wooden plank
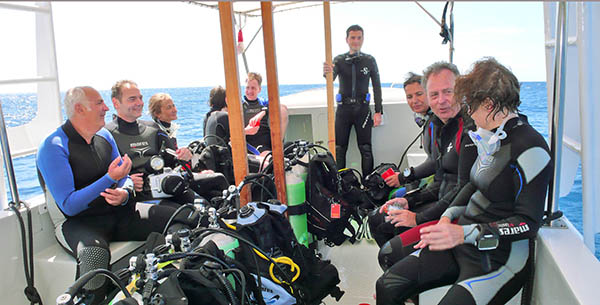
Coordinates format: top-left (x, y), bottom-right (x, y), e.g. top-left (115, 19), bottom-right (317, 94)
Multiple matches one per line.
top-left (323, 1), bottom-right (336, 157)
top-left (218, 2), bottom-right (250, 205)
top-left (260, 2), bottom-right (287, 203)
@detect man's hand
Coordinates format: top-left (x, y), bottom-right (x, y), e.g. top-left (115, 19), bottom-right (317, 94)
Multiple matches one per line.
top-left (373, 112), bottom-right (382, 127)
top-left (176, 147), bottom-right (192, 162)
top-left (385, 173), bottom-right (401, 188)
top-left (323, 62), bottom-right (334, 75)
top-left (101, 187), bottom-right (129, 206)
top-left (379, 197), bottom-right (408, 213)
top-left (414, 222), bottom-right (464, 251)
top-left (107, 154), bottom-right (132, 181)
top-left (386, 209), bottom-right (417, 228)
top-left (130, 173), bottom-right (144, 192)
top-left (249, 110), bottom-right (266, 128)
top-left (245, 111), bottom-right (266, 135)
top-left (245, 125), bottom-right (259, 135)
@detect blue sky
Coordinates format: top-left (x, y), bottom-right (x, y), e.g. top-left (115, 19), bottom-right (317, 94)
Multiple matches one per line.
top-left (1, 1), bottom-right (546, 92)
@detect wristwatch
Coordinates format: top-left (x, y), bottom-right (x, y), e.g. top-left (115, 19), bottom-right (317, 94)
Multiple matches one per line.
top-left (476, 224), bottom-right (499, 251)
top-left (402, 167), bottom-right (414, 182)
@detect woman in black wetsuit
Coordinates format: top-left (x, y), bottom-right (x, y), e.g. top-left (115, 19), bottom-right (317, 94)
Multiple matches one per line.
top-left (375, 57), bottom-right (553, 305)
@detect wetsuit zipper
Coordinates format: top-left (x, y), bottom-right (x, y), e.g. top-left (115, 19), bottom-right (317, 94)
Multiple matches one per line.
top-left (352, 62), bottom-right (356, 99)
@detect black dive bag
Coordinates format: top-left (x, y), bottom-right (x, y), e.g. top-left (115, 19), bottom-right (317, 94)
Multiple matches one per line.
top-left (363, 163), bottom-right (398, 206)
top-left (305, 152), bottom-right (362, 246)
top-left (233, 200), bottom-right (344, 305)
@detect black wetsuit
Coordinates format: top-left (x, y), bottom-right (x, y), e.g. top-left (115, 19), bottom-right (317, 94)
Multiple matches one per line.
top-left (330, 51), bottom-right (382, 174)
top-left (204, 110), bottom-right (231, 146)
top-left (106, 117), bottom-right (192, 203)
top-left (376, 117), bottom-right (552, 305)
top-left (243, 96), bottom-right (271, 152)
top-left (37, 120), bottom-right (187, 296)
top-left (370, 113), bottom-right (477, 249)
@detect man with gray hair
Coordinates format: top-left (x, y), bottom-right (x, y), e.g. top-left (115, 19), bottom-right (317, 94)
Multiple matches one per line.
top-left (37, 86), bottom-right (187, 304)
top-left (373, 62), bottom-right (477, 278)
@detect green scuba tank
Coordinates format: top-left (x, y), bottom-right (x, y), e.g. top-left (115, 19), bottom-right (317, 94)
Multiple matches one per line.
top-left (200, 207), bottom-right (239, 259)
top-left (286, 166), bottom-right (309, 246)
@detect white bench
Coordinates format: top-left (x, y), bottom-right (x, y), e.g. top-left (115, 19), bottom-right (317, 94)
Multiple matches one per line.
top-left (35, 240), bottom-right (144, 304)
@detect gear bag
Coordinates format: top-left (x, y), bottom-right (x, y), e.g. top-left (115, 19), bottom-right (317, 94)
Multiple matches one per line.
top-left (233, 200), bottom-right (344, 304)
top-left (363, 163), bottom-right (398, 206)
top-left (189, 140), bottom-right (235, 184)
top-left (305, 152), bottom-right (362, 246)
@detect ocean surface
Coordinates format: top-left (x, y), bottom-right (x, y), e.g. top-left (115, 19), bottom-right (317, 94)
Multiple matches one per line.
top-left (1, 82), bottom-right (596, 258)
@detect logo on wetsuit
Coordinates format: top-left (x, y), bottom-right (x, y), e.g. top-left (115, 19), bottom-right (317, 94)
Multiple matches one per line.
top-left (360, 67), bottom-right (369, 75)
top-left (130, 141), bottom-right (150, 157)
top-left (497, 223), bottom-right (530, 235)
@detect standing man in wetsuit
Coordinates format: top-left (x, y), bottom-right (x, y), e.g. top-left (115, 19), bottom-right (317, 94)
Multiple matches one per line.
top-left (324, 24), bottom-right (382, 175)
top-left (37, 86), bottom-right (188, 304)
top-left (106, 80), bottom-right (193, 203)
top-left (243, 72), bottom-right (289, 153)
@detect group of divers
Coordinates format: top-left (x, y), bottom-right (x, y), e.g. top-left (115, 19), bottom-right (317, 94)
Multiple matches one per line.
top-left (35, 24), bottom-right (552, 305)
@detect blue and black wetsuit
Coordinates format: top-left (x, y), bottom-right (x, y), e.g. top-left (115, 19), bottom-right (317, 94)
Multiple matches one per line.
top-left (37, 120), bottom-right (186, 295)
top-left (243, 96), bottom-right (271, 152)
top-left (330, 51), bottom-right (382, 175)
top-left (376, 117), bottom-right (552, 305)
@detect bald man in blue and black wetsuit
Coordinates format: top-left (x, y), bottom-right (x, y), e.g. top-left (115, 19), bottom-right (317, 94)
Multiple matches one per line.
top-left (324, 24), bottom-right (383, 175)
top-left (37, 86), bottom-right (188, 304)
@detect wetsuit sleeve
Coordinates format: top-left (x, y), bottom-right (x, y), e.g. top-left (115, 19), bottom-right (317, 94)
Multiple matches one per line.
top-left (415, 134), bottom-right (477, 224)
top-left (329, 54), bottom-right (343, 81)
top-left (490, 142), bottom-right (552, 241)
top-left (405, 179), bottom-right (440, 209)
top-left (369, 56), bottom-right (383, 114)
top-left (216, 112), bottom-right (231, 143)
top-left (37, 133), bottom-right (118, 216)
top-left (442, 182), bottom-right (477, 220)
top-left (411, 157), bottom-right (436, 180)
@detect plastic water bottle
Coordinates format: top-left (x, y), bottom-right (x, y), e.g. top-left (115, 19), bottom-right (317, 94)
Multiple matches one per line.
top-left (286, 167), bottom-right (309, 246)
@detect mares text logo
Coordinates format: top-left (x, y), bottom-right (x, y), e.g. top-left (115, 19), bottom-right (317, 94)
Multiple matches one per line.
top-left (498, 223), bottom-right (529, 235)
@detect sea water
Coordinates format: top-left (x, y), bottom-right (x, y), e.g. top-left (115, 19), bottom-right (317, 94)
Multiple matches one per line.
top-left (1, 82), bottom-right (596, 258)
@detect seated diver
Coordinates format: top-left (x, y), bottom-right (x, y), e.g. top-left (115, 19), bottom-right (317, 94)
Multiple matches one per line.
top-left (375, 57), bottom-right (552, 305)
top-left (369, 63), bottom-right (477, 265)
top-left (37, 86), bottom-right (194, 304)
top-left (202, 85), bottom-right (269, 173)
top-left (106, 80), bottom-right (195, 205)
top-left (368, 72), bottom-right (440, 247)
top-left (148, 92), bottom-right (187, 151)
top-left (242, 72), bottom-right (289, 154)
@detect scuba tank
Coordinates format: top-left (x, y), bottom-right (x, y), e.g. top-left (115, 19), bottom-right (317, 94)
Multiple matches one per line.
top-left (286, 163), bottom-right (309, 246)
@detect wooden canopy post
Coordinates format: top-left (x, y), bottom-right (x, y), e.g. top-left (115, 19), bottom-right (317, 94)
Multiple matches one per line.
top-left (218, 2), bottom-right (251, 205)
top-left (323, 1), bottom-right (336, 157)
top-left (260, 2), bottom-right (287, 203)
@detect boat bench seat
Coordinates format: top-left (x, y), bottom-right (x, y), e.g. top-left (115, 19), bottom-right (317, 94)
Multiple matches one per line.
top-left (35, 240), bottom-right (144, 302)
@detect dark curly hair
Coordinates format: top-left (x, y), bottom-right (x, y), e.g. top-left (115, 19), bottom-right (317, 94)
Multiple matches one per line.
top-left (454, 57), bottom-right (521, 120)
